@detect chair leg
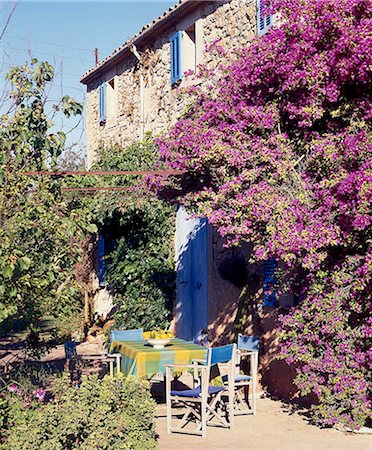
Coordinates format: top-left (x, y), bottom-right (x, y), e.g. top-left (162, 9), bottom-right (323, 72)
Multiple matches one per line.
top-left (116, 354), bottom-right (121, 374)
top-left (229, 376), bottom-right (235, 430)
top-left (109, 360), bottom-right (114, 377)
top-left (252, 353), bottom-right (257, 416)
top-left (206, 393), bottom-right (226, 425)
top-left (165, 370), bottom-right (172, 434)
top-left (201, 396), bottom-right (207, 438)
top-left (237, 387), bottom-right (249, 412)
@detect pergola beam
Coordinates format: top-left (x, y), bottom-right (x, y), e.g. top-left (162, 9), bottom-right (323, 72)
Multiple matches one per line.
top-left (23, 170), bottom-right (182, 176)
top-left (62, 187), bottom-right (134, 192)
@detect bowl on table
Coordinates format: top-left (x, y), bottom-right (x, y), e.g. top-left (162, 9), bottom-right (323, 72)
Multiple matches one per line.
top-left (143, 331), bottom-right (174, 349)
top-left (145, 338), bottom-right (173, 349)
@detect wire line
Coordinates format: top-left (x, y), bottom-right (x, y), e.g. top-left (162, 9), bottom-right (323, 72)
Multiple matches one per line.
top-left (3, 46), bottom-right (93, 63)
top-left (6, 35), bottom-right (92, 53)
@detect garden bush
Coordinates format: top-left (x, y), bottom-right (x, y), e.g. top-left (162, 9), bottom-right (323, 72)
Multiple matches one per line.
top-left (1, 374), bottom-right (157, 450)
top-left (91, 139), bottom-right (176, 331)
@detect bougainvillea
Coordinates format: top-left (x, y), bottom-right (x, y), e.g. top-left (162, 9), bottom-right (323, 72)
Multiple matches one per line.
top-left (152, 0), bottom-right (372, 428)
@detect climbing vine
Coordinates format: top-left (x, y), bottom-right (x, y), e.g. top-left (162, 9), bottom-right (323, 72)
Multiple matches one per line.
top-left (151, 0), bottom-right (372, 429)
top-left (92, 138), bottom-right (176, 331)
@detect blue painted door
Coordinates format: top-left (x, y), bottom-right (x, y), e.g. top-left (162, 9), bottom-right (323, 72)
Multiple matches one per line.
top-left (176, 206), bottom-right (208, 341)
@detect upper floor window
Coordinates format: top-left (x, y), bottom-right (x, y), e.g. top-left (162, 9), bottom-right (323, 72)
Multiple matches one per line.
top-left (170, 22), bottom-right (199, 86)
top-left (183, 24), bottom-right (196, 75)
top-left (170, 31), bottom-right (182, 85)
top-left (99, 82), bottom-right (106, 124)
top-left (257, 0), bottom-right (273, 36)
top-left (106, 78), bottom-right (117, 125)
top-left (99, 77), bottom-right (117, 125)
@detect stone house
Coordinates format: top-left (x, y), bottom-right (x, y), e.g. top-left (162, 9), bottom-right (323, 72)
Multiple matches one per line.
top-left (81, 0), bottom-right (297, 400)
top-left (81, 0), bottom-right (273, 165)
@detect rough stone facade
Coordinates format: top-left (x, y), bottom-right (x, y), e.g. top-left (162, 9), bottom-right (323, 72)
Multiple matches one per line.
top-left (82, 0), bottom-right (298, 402)
top-left (83, 0), bottom-right (257, 166)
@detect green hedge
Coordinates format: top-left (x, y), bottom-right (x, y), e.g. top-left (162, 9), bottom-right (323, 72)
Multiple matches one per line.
top-left (1, 374), bottom-right (157, 450)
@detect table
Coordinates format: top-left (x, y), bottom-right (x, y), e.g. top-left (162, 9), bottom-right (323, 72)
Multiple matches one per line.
top-left (110, 338), bottom-right (207, 378)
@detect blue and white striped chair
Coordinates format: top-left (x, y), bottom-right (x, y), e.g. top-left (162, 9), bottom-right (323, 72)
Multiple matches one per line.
top-left (108, 328), bottom-right (143, 374)
top-left (165, 344), bottom-right (236, 439)
top-left (110, 328), bottom-right (143, 342)
top-left (223, 334), bottom-right (259, 416)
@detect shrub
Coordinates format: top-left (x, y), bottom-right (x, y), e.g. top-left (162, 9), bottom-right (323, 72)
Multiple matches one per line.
top-left (92, 139), bottom-right (176, 331)
top-left (104, 201), bottom-right (176, 331)
top-left (1, 374), bottom-right (157, 450)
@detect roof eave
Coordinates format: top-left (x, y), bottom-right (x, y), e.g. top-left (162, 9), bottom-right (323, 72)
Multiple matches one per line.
top-left (80, 0), bottom-right (203, 85)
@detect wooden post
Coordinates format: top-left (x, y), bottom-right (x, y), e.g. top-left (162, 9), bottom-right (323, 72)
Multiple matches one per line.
top-left (84, 289), bottom-right (89, 324)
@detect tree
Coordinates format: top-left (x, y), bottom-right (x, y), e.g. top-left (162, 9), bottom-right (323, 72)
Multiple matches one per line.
top-left (0, 59), bottom-right (94, 324)
top-left (153, 0), bottom-right (371, 428)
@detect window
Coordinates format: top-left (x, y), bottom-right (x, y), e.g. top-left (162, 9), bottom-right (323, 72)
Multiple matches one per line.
top-left (257, 0), bottom-right (273, 36)
top-left (183, 24), bottom-right (196, 75)
top-left (170, 31), bottom-right (182, 85)
top-left (97, 234), bottom-right (106, 286)
top-left (99, 78), bottom-right (117, 125)
top-left (97, 234), bottom-right (116, 287)
top-left (106, 77), bottom-right (117, 125)
top-left (263, 258), bottom-right (277, 307)
top-left (170, 22), bottom-right (202, 86)
top-left (263, 259), bottom-right (296, 307)
top-left (99, 82), bottom-right (106, 124)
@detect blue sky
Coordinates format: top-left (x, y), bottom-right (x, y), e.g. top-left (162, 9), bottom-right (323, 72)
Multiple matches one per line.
top-left (1, 0), bottom-right (175, 157)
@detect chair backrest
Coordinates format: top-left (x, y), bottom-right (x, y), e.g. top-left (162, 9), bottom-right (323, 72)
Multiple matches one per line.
top-left (208, 344), bottom-right (236, 366)
top-left (237, 334), bottom-right (259, 352)
top-left (64, 341), bottom-right (77, 360)
top-left (110, 328), bottom-right (143, 342)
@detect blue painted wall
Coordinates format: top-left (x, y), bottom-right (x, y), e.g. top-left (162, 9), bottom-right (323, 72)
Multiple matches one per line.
top-left (176, 206), bottom-right (208, 341)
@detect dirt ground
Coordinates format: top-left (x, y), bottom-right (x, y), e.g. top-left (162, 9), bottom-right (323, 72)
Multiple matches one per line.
top-left (156, 398), bottom-right (371, 450)
top-left (1, 336), bottom-right (370, 450)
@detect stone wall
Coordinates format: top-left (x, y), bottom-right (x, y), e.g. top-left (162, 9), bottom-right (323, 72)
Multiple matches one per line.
top-left (206, 232), bottom-right (300, 402)
top-left (84, 0), bottom-right (299, 401)
top-left (85, 0), bottom-right (257, 165)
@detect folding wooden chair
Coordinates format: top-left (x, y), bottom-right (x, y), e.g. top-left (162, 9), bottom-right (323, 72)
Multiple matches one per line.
top-left (110, 328), bottom-right (143, 342)
top-left (165, 344), bottom-right (236, 439)
top-left (64, 341), bottom-right (77, 361)
top-left (108, 328), bottom-right (143, 374)
top-left (223, 334), bottom-right (259, 416)
top-left (64, 340), bottom-right (119, 376)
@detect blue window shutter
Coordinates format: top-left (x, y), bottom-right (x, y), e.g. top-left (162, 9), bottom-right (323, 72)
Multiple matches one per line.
top-left (99, 82), bottom-right (106, 123)
top-left (257, 0), bottom-right (273, 36)
top-left (97, 234), bottom-right (106, 286)
top-left (99, 84), bottom-right (102, 122)
top-left (170, 31), bottom-right (182, 85)
top-left (263, 258), bottom-right (277, 307)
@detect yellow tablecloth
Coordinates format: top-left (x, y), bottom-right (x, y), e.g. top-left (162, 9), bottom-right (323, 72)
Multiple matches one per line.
top-left (110, 338), bottom-right (207, 378)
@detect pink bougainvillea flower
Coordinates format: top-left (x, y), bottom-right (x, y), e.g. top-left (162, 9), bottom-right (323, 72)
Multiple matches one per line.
top-left (148, 0), bottom-right (372, 430)
top-left (34, 388), bottom-right (45, 401)
top-left (7, 384), bottom-right (19, 393)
